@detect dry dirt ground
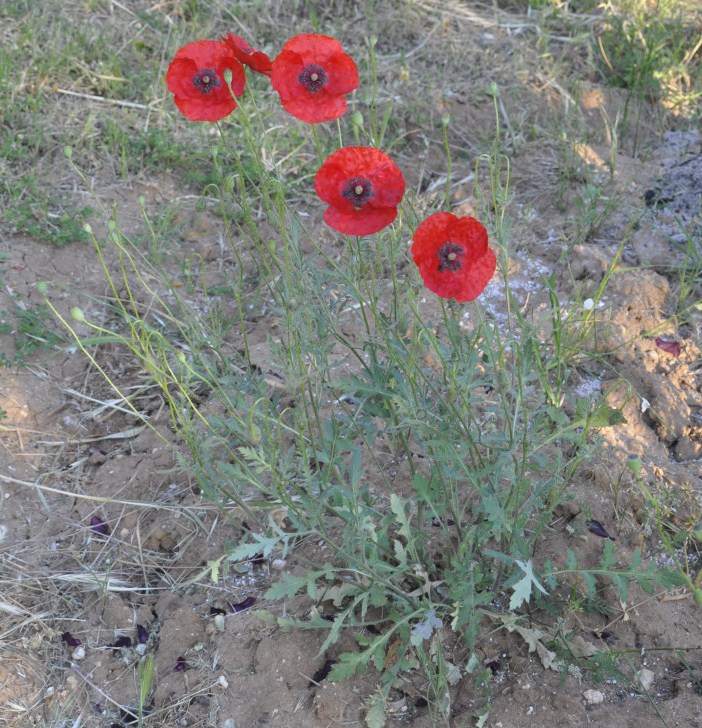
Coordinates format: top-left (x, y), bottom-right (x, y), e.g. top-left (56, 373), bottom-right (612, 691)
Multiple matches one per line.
top-left (1, 4), bottom-right (702, 728)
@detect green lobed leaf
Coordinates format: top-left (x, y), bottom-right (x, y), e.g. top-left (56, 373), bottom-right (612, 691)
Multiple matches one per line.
top-left (509, 560), bottom-right (549, 610)
top-left (365, 694), bottom-right (387, 728)
top-left (265, 572), bottom-right (315, 601)
top-left (327, 651), bottom-right (367, 681)
top-left (390, 494), bottom-right (411, 539)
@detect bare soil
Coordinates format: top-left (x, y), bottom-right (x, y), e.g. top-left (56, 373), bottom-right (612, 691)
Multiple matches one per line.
top-left (1, 3), bottom-right (701, 727)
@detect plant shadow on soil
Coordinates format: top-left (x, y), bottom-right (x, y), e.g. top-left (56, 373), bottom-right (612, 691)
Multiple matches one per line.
top-left (1, 1), bottom-right (702, 727)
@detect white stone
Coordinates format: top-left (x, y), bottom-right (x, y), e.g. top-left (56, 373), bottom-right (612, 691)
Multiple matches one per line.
top-left (583, 689), bottom-right (604, 705)
top-left (71, 645), bottom-right (86, 661)
top-left (637, 668), bottom-right (655, 691)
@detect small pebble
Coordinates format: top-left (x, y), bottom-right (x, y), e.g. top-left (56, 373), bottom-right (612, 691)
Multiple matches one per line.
top-left (71, 645), bottom-right (86, 661)
top-left (583, 689), bottom-right (604, 705)
top-left (637, 668), bottom-right (655, 691)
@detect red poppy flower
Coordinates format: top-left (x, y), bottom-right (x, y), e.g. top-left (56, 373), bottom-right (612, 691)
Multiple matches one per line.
top-left (314, 147), bottom-right (406, 235)
top-left (271, 34), bottom-right (359, 124)
top-left (221, 33), bottom-right (272, 77)
top-left (166, 40), bottom-right (246, 122)
top-left (411, 212), bottom-right (496, 302)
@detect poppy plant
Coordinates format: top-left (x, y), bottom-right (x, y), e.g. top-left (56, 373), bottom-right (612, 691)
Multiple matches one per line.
top-left (166, 40), bottom-right (246, 122)
top-left (314, 146), bottom-right (406, 235)
top-left (271, 34), bottom-right (359, 124)
top-left (221, 33), bottom-right (272, 76)
top-left (411, 212), bottom-right (496, 302)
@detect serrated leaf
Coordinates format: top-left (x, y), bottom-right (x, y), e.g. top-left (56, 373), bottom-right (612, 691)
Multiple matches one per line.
top-left (509, 560), bottom-right (548, 610)
top-left (368, 583), bottom-right (389, 608)
top-left (319, 607), bottom-right (353, 655)
top-left (514, 625), bottom-right (561, 671)
top-left (655, 567), bottom-right (687, 589)
top-left (480, 494), bottom-right (506, 539)
top-left (207, 559), bottom-right (222, 583)
top-left (264, 573), bottom-right (312, 600)
top-left (582, 571), bottom-right (597, 598)
top-left (393, 539), bottom-right (407, 567)
top-left (600, 539), bottom-right (618, 568)
top-left (509, 572), bottom-right (533, 611)
top-left (327, 651), bottom-right (366, 681)
top-left (611, 573), bottom-right (630, 601)
top-left (568, 635), bottom-right (599, 658)
top-left (466, 653), bottom-right (480, 673)
top-left (390, 494), bottom-right (411, 538)
top-left (226, 532), bottom-right (281, 563)
top-left (412, 473), bottom-right (431, 502)
top-left (365, 695), bottom-right (386, 728)
top-left (630, 547), bottom-right (642, 571)
top-left (444, 659), bottom-right (462, 686)
top-left (370, 642), bottom-right (386, 672)
top-left (474, 707), bottom-right (490, 727)
top-left (590, 402), bottom-right (627, 428)
top-left (512, 623), bottom-right (547, 651)
top-left (534, 639), bottom-right (562, 671)
top-left (320, 583), bottom-right (360, 607)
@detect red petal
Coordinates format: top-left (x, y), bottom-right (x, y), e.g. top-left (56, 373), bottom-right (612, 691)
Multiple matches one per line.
top-left (322, 51), bottom-right (359, 95)
top-left (222, 33), bottom-right (272, 76)
top-left (368, 161), bottom-right (405, 207)
top-left (280, 34), bottom-right (344, 64)
top-left (324, 205), bottom-right (398, 236)
top-left (270, 50), bottom-right (305, 98)
top-left (166, 57), bottom-right (199, 97)
top-left (655, 338), bottom-right (681, 357)
top-left (171, 40), bottom-right (230, 72)
top-left (174, 94), bottom-right (237, 122)
top-left (281, 90), bottom-right (348, 124)
top-left (411, 212), bottom-right (496, 302)
top-left (447, 216), bottom-right (488, 259)
top-left (454, 247), bottom-right (497, 302)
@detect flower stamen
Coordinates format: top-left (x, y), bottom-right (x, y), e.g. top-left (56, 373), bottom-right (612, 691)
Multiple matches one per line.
top-left (437, 242), bottom-right (464, 272)
top-left (299, 64), bottom-right (328, 93)
top-left (193, 68), bottom-right (221, 94)
top-left (342, 176), bottom-right (374, 208)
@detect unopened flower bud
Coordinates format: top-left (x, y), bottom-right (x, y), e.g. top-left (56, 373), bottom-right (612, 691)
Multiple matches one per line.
top-left (349, 111), bottom-right (364, 129)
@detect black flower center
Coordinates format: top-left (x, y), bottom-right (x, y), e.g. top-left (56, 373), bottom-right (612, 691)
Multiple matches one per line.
top-left (299, 64), bottom-right (328, 93)
top-left (193, 68), bottom-right (221, 94)
top-left (342, 177), bottom-right (374, 208)
top-left (437, 242), bottom-right (464, 272)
